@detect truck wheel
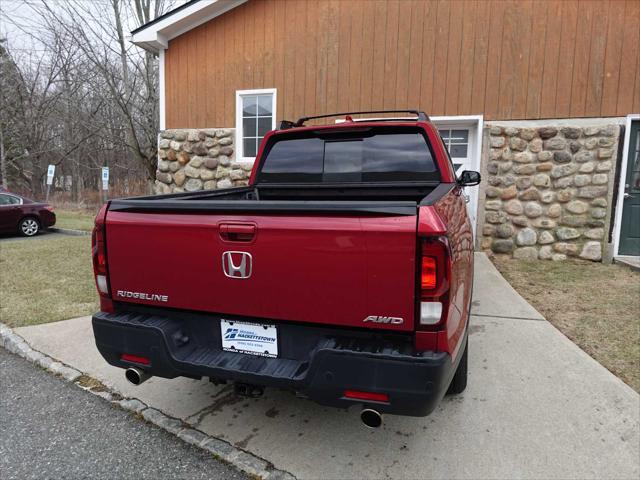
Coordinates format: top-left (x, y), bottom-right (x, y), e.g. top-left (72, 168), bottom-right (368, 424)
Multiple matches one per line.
top-left (447, 337), bottom-right (468, 395)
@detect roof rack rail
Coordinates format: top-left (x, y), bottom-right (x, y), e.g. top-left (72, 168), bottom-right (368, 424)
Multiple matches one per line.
top-left (291, 110), bottom-right (430, 127)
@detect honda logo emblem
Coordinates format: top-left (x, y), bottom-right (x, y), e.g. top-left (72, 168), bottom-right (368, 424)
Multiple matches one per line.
top-left (222, 251), bottom-right (252, 279)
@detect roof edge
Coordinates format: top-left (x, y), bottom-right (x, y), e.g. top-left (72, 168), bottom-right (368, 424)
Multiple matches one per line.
top-left (130, 0), bottom-right (200, 36)
top-left (130, 0), bottom-right (247, 54)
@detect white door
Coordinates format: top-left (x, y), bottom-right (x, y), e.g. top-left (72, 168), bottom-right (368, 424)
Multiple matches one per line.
top-left (433, 120), bottom-right (481, 232)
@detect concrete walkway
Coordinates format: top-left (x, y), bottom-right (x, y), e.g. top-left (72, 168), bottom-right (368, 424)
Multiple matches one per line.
top-left (615, 255), bottom-right (640, 272)
top-left (14, 253), bottom-right (640, 480)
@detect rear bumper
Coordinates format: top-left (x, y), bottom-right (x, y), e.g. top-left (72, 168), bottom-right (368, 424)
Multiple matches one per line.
top-left (40, 211), bottom-right (56, 228)
top-left (92, 308), bottom-right (460, 416)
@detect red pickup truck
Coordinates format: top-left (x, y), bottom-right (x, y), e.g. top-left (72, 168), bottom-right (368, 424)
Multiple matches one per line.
top-left (91, 110), bottom-right (480, 427)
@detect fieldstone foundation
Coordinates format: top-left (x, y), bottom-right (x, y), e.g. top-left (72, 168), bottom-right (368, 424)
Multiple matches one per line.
top-left (155, 128), bottom-right (252, 194)
top-left (479, 123), bottom-right (620, 262)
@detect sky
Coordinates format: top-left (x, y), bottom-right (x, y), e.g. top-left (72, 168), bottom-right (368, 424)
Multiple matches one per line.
top-left (0, 0), bottom-right (188, 56)
top-left (0, 0), bottom-right (46, 52)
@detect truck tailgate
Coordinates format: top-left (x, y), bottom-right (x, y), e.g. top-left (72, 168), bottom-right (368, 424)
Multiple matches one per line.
top-left (105, 210), bottom-right (417, 332)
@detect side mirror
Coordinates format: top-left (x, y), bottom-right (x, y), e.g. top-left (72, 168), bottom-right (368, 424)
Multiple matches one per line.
top-left (458, 170), bottom-right (481, 187)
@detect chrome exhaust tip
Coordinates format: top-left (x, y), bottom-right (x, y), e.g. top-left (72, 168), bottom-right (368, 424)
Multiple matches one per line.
top-left (360, 408), bottom-right (383, 428)
top-left (125, 367), bottom-right (150, 386)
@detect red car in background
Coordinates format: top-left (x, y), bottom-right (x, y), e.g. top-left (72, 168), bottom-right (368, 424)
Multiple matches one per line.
top-left (0, 191), bottom-right (56, 236)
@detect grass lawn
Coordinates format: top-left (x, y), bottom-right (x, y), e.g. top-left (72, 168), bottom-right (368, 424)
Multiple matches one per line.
top-left (0, 235), bottom-right (99, 328)
top-left (492, 255), bottom-right (640, 392)
top-left (54, 209), bottom-right (97, 231)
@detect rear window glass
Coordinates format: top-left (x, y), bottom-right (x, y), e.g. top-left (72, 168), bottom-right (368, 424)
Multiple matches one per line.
top-left (258, 127), bottom-right (439, 183)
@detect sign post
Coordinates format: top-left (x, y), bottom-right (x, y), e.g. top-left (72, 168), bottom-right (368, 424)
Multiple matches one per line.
top-left (101, 167), bottom-right (109, 202)
top-left (45, 164), bottom-right (55, 202)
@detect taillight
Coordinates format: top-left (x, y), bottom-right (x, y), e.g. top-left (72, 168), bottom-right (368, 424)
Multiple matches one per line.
top-left (418, 236), bottom-right (451, 328)
top-left (421, 257), bottom-right (437, 289)
top-left (92, 204), bottom-right (110, 298)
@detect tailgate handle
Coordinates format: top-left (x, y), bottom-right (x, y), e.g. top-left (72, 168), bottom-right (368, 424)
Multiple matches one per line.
top-left (219, 223), bottom-right (256, 242)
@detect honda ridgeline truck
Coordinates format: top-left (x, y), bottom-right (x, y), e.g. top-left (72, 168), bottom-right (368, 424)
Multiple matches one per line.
top-left (91, 110), bottom-right (480, 427)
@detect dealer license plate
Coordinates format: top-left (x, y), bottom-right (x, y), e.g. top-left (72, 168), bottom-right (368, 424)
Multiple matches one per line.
top-left (220, 320), bottom-right (278, 358)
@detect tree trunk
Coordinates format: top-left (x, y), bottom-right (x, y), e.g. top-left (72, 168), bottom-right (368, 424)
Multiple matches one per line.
top-left (113, 0), bottom-right (155, 183)
top-left (0, 124), bottom-right (7, 189)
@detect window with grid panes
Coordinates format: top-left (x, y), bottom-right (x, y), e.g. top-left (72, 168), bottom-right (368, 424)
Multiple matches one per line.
top-left (239, 93), bottom-right (274, 159)
top-left (439, 129), bottom-right (469, 175)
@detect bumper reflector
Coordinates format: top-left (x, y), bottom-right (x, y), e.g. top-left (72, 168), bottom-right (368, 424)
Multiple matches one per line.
top-left (120, 353), bottom-right (151, 365)
top-left (344, 390), bottom-right (389, 403)
top-left (420, 301), bottom-right (443, 325)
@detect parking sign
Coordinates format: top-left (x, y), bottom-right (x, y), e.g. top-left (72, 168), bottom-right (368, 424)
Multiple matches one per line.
top-left (46, 165), bottom-right (55, 185)
top-left (101, 167), bottom-right (109, 190)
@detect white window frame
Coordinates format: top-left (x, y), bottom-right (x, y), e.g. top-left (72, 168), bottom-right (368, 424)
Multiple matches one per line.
top-left (235, 88), bottom-right (277, 162)
top-left (437, 127), bottom-right (472, 176)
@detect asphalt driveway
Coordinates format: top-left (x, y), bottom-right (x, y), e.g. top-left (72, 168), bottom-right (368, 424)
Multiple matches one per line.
top-left (13, 253), bottom-right (640, 479)
top-left (0, 349), bottom-right (245, 480)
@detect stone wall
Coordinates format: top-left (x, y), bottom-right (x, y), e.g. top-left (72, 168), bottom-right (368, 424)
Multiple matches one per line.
top-left (478, 123), bottom-right (620, 262)
top-left (155, 128), bottom-right (252, 194)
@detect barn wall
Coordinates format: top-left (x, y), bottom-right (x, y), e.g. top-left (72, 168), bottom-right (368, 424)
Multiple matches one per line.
top-left (164, 0), bottom-right (640, 129)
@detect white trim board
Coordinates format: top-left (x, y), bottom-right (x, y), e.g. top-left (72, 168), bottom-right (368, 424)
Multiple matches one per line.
top-left (235, 88), bottom-right (277, 162)
top-left (488, 117), bottom-right (626, 127)
top-left (158, 49), bottom-right (166, 130)
top-left (612, 113), bottom-right (640, 257)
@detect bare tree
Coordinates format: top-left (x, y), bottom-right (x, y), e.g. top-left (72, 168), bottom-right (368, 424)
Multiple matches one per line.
top-left (30, 0), bottom-right (172, 189)
top-left (0, 41), bottom-right (68, 193)
top-left (0, 41), bottom-right (19, 189)
top-left (0, 0), bottom-right (178, 198)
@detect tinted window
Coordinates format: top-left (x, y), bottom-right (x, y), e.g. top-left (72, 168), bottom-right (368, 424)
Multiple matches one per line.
top-left (261, 138), bottom-right (324, 173)
top-left (0, 194), bottom-right (20, 206)
top-left (259, 128), bottom-right (439, 183)
top-left (324, 140), bottom-right (362, 173)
